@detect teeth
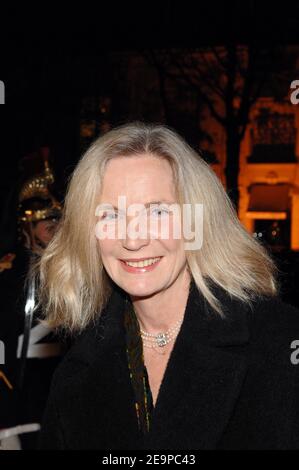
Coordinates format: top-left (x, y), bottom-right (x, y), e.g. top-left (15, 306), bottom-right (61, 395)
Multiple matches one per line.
top-left (125, 257), bottom-right (161, 268)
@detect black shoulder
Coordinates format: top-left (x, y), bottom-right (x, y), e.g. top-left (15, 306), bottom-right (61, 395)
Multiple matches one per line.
top-left (49, 286), bottom-right (126, 390)
top-left (49, 322), bottom-right (101, 388)
top-left (49, 298), bottom-right (119, 386)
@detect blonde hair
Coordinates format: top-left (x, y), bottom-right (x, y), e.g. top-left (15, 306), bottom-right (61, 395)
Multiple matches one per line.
top-left (37, 122), bottom-right (277, 332)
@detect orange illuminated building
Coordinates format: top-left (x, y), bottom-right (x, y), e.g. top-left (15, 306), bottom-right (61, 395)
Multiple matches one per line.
top-left (238, 98), bottom-right (299, 251)
top-left (207, 96), bottom-right (299, 252)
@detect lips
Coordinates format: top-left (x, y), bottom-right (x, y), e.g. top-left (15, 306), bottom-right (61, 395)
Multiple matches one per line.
top-left (119, 256), bottom-right (162, 273)
top-left (120, 257), bottom-right (161, 261)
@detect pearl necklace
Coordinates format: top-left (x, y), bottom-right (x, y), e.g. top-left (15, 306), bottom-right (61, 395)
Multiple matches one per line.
top-left (140, 318), bottom-right (183, 355)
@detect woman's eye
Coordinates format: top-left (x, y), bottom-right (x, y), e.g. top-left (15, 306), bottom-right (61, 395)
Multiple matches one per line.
top-left (150, 206), bottom-right (169, 217)
top-left (101, 211), bottom-right (118, 220)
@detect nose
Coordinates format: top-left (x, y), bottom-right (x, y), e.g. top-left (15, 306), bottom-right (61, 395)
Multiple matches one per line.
top-left (121, 214), bottom-right (151, 251)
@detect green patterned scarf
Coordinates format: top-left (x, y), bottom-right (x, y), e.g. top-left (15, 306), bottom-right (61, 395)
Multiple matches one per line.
top-left (124, 299), bottom-right (153, 435)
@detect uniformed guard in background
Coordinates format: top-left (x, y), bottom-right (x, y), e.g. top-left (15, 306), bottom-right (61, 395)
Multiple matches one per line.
top-left (0, 147), bottom-right (65, 449)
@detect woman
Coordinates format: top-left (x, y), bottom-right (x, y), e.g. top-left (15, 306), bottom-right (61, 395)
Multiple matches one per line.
top-left (38, 122), bottom-right (299, 450)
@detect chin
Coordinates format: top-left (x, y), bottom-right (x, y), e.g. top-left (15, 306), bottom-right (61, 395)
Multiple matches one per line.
top-left (119, 280), bottom-right (162, 299)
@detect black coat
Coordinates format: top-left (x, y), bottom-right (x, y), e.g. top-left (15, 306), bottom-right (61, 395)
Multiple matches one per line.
top-left (39, 281), bottom-right (299, 450)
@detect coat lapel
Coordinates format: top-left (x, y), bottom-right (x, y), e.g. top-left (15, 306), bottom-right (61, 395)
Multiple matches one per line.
top-left (143, 281), bottom-right (251, 450)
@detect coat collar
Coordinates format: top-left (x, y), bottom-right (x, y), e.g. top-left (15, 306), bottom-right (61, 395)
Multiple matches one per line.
top-left (67, 279), bottom-right (251, 449)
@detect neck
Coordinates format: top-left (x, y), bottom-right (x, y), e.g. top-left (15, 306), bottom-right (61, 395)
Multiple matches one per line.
top-left (130, 268), bottom-right (191, 334)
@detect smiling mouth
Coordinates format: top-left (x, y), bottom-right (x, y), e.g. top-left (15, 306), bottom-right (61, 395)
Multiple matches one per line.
top-left (120, 257), bottom-right (162, 268)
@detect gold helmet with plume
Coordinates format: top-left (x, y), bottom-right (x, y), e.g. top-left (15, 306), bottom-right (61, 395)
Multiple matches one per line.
top-left (18, 147), bottom-right (62, 224)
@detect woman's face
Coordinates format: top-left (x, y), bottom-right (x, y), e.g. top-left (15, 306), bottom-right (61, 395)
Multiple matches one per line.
top-left (97, 154), bottom-right (189, 298)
